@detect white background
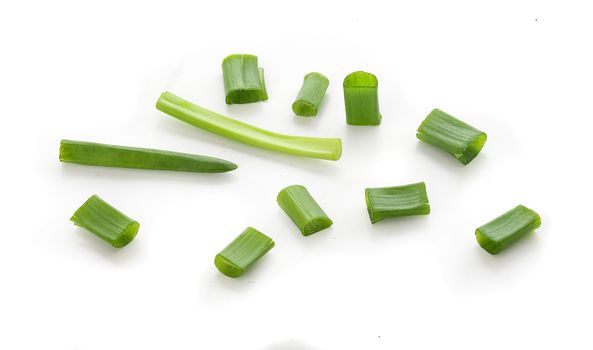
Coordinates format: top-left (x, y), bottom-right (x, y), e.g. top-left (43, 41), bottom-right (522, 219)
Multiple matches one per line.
top-left (1, 1), bottom-right (592, 349)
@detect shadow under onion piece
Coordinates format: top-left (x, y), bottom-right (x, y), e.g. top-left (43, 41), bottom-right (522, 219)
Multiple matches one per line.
top-left (59, 140), bottom-right (237, 173)
top-left (292, 72), bottom-right (329, 117)
top-left (475, 205), bottom-right (541, 255)
top-left (365, 182), bottom-right (430, 224)
top-left (222, 54), bottom-right (268, 104)
top-left (214, 227), bottom-right (275, 278)
top-left (416, 108), bottom-right (487, 165)
top-left (156, 91), bottom-right (342, 161)
top-left (277, 185), bottom-right (333, 236)
top-left (70, 195), bottom-right (139, 248)
top-left (343, 71), bottom-right (381, 125)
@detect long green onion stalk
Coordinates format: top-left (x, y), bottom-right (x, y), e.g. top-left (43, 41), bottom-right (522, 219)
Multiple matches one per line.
top-left (292, 72), bottom-right (329, 117)
top-left (343, 71), bottom-right (381, 125)
top-left (214, 227), bottom-right (275, 277)
top-left (365, 182), bottom-right (430, 223)
top-left (475, 205), bottom-right (541, 254)
top-left (222, 54), bottom-right (268, 104)
top-left (277, 185), bottom-right (333, 236)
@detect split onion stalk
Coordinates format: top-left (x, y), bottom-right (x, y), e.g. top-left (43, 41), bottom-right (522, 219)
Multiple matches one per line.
top-left (156, 91), bottom-right (342, 161)
top-left (343, 71), bottom-right (382, 125)
top-left (222, 54), bottom-right (268, 104)
top-left (475, 205), bottom-right (541, 255)
top-left (70, 195), bottom-right (139, 248)
top-left (214, 227), bottom-right (275, 278)
top-left (292, 72), bottom-right (329, 117)
top-left (416, 109), bottom-right (487, 165)
top-left (277, 185), bottom-right (333, 236)
top-left (59, 140), bottom-right (237, 173)
top-left (365, 182), bottom-right (430, 223)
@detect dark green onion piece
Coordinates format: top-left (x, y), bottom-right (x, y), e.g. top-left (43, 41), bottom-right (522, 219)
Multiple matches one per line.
top-left (292, 72), bottom-right (329, 117)
top-left (59, 139), bottom-right (237, 173)
top-left (277, 185), bottom-right (333, 236)
top-left (416, 108), bottom-right (487, 165)
top-left (475, 205), bottom-right (541, 255)
top-left (214, 227), bottom-right (275, 278)
top-left (70, 195), bottom-right (139, 248)
top-left (343, 71), bottom-right (381, 125)
top-left (222, 54), bottom-right (268, 104)
top-left (365, 182), bottom-right (430, 224)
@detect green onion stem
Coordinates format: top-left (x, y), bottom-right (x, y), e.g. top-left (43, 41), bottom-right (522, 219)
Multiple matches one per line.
top-left (365, 182), bottom-right (430, 223)
top-left (222, 54), bottom-right (268, 104)
top-left (214, 227), bottom-right (275, 278)
top-left (343, 71), bottom-right (381, 125)
top-left (292, 72), bottom-right (329, 117)
top-left (277, 185), bottom-right (333, 236)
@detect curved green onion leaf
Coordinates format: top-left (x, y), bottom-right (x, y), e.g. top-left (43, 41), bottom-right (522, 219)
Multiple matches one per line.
top-left (71, 195), bottom-right (139, 248)
top-left (365, 182), bottom-right (430, 223)
top-left (59, 139), bottom-right (237, 173)
top-left (277, 185), bottom-right (333, 236)
top-left (156, 91), bottom-right (342, 161)
top-left (343, 71), bottom-right (381, 125)
top-left (222, 54), bottom-right (268, 104)
top-left (292, 72), bottom-right (329, 117)
top-left (214, 227), bottom-right (275, 278)
top-left (416, 108), bottom-right (487, 165)
top-left (475, 205), bottom-right (541, 255)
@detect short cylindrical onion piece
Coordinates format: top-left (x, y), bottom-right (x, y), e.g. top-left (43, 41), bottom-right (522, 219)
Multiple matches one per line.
top-left (222, 54), bottom-right (268, 104)
top-left (365, 182), bottom-right (430, 223)
top-left (343, 71), bottom-right (381, 125)
top-left (277, 185), bottom-right (333, 236)
top-left (292, 72), bottom-right (329, 117)
top-left (214, 227), bottom-right (275, 278)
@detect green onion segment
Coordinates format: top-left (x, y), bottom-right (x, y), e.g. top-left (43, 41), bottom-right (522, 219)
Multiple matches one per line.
top-left (365, 182), bottom-right (430, 223)
top-left (292, 72), bottom-right (329, 117)
top-left (416, 108), bottom-right (487, 165)
top-left (277, 185), bottom-right (333, 236)
top-left (214, 227), bottom-right (275, 278)
top-left (343, 71), bottom-right (381, 125)
top-left (156, 91), bottom-right (342, 161)
top-left (222, 54), bottom-right (268, 104)
top-left (59, 139), bottom-right (237, 173)
top-left (475, 205), bottom-right (541, 255)
top-left (70, 195), bottom-right (139, 248)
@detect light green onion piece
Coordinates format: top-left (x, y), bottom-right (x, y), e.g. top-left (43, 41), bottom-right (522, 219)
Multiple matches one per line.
top-left (156, 91), bottom-right (342, 161)
top-left (277, 185), bottom-right (333, 236)
top-left (292, 72), bottom-right (329, 117)
top-left (59, 139), bottom-right (237, 173)
top-left (222, 54), bottom-right (268, 104)
top-left (365, 182), bottom-right (430, 223)
top-left (70, 195), bottom-right (139, 248)
top-left (416, 108), bottom-right (487, 165)
top-left (214, 227), bottom-right (275, 278)
top-left (343, 71), bottom-right (381, 125)
top-left (476, 205), bottom-right (541, 255)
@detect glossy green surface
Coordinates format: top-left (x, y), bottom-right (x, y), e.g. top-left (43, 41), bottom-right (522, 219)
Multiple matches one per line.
top-left (365, 182), bottom-right (430, 223)
top-left (476, 205), bottom-right (541, 254)
top-left (214, 227), bottom-right (275, 278)
top-left (156, 91), bottom-right (342, 161)
top-left (277, 185), bottom-right (333, 236)
top-left (292, 72), bottom-right (329, 117)
top-left (222, 54), bottom-right (268, 104)
top-left (343, 71), bottom-right (381, 125)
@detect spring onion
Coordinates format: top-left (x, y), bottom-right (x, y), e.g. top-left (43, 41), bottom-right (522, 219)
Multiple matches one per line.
top-left (222, 54), bottom-right (268, 104)
top-left (365, 182), bottom-right (430, 223)
top-left (59, 139), bottom-right (237, 173)
top-left (214, 227), bottom-right (275, 278)
top-left (277, 185), bottom-right (333, 236)
top-left (70, 195), bottom-right (139, 248)
top-left (416, 108), bottom-right (487, 165)
top-left (343, 71), bottom-right (381, 125)
top-left (292, 72), bottom-right (329, 117)
top-left (475, 205), bottom-right (541, 255)
top-left (156, 91), bottom-right (342, 161)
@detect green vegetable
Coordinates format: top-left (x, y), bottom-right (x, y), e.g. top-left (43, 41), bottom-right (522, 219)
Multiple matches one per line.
top-left (475, 205), bottom-right (541, 255)
top-left (343, 71), bottom-right (381, 125)
top-left (292, 72), bottom-right (329, 117)
top-left (70, 195), bottom-right (139, 248)
top-left (416, 108), bottom-right (487, 165)
top-left (59, 139), bottom-right (237, 173)
top-left (222, 54), bottom-right (268, 104)
top-left (214, 227), bottom-right (275, 277)
top-left (277, 185), bottom-right (333, 236)
top-left (156, 91), bottom-right (342, 161)
top-left (365, 182), bottom-right (430, 223)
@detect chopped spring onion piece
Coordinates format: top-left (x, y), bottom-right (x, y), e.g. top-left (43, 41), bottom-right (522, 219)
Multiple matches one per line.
top-left (222, 54), bottom-right (268, 104)
top-left (156, 91), bottom-right (342, 161)
top-left (214, 227), bottom-right (275, 278)
top-left (475, 205), bottom-right (541, 255)
top-left (277, 185), bottom-right (333, 236)
top-left (365, 182), bottom-right (430, 223)
top-left (70, 195), bottom-right (139, 248)
top-left (292, 72), bottom-right (329, 117)
top-left (343, 71), bottom-right (381, 125)
top-left (416, 109), bottom-right (487, 165)
top-left (59, 139), bottom-right (237, 173)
